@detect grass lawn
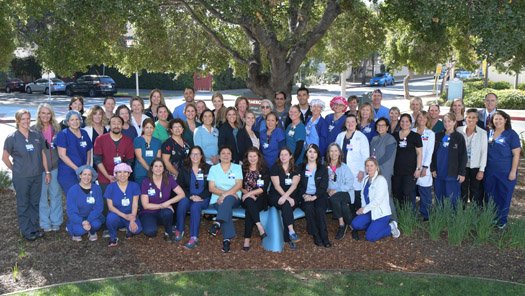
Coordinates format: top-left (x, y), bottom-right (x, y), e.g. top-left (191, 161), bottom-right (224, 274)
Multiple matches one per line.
top-left (16, 270), bottom-right (525, 296)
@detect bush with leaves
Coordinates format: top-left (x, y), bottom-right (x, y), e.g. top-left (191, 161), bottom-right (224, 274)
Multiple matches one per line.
top-left (464, 89), bottom-right (525, 109)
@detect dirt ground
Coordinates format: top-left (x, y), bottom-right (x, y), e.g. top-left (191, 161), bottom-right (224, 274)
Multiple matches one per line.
top-left (1, 159), bottom-right (524, 294)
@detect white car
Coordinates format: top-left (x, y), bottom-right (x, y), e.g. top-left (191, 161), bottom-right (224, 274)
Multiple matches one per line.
top-left (25, 78), bottom-right (66, 94)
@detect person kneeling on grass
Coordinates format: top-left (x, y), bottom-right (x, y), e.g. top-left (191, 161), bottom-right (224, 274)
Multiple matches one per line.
top-left (140, 158), bottom-right (185, 242)
top-left (351, 158), bottom-right (400, 242)
top-left (105, 163), bottom-right (142, 247)
top-left (66, 165), bottom-right (105, 242)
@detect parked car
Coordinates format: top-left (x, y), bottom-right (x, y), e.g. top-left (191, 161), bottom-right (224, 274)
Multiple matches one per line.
top-left (25, 78), bottom-right (66, 94)
top-left (4, 78), bottom-right (25, 93)
top-left (370, 73), bottom-right (395, 86)
top-left (455, 70), bottom-right (473, 80)
top-left (65, 75), bottom-right (117, 97)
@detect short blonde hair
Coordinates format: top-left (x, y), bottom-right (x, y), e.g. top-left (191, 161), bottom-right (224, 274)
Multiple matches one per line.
top-left (15, 109), bottom-right (31, 129)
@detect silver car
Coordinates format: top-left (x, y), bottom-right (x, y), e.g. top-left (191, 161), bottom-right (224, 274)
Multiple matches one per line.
top-left (25, 78), bottom-right (66, 94)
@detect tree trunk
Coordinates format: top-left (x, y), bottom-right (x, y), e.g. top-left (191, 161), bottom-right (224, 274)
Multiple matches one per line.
top-left (483, 61), bottom-right (489, 88)
top-left (403, 68), bottom-right (412, 100)
top-left (361, 59), bottom-right (368, 85)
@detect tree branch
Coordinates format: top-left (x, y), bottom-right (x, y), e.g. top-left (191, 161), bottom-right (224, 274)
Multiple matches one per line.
top-left (180, 1), bottom-right (247, 65)
top-left (293, 0), bottom-right (314, 36)
top-left (287, 0), bottom-right (341, 71)
top-left (194, 0), bottom-right (242, 25)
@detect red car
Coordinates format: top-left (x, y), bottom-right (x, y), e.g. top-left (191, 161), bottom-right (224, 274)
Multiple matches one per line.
top-left (4, 78), bottom-right (26, 93)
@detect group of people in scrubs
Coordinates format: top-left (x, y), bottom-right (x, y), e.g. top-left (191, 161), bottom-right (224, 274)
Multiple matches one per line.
top-left (2, 88), bottom-right (520, 251)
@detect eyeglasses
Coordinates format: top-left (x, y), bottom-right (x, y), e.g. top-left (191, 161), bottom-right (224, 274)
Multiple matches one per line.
top-left (261, 105), bottom-right (271, 109)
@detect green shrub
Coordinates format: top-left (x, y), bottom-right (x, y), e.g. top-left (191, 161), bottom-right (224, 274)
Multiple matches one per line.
top-left (428, 200), bottom-right (453, 241)
top-left (517, 82), bottom-right (525, 91)
top-left (473, 202), bottom-right (497, 244)
top-left (488, 81), bottom-right (512, 90)
top-left (396, 201), bottom-right (419, 236)
top-left (447, 203), bottom-right (476, 246)
top-left (463, 80), bottom-right (485, 92)
top-left (463, 89), bottom-right (525, 109)
top-left (507, 219), bottom-right (525, 250)
top-left (0, 170), bottom-right (12, 189)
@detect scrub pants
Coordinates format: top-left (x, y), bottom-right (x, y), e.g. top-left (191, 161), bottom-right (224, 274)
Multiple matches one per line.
top-left (329, 192), bottom-right (353, 226)
top-left (301, 196), bottom-right (329, 244)
top-left (58, 171), bottom-right (77, 196)
top-left (106, 212), bottom-right (143, 240)
top-left (351, 213), bottom-right (392, 242)
top-left (392, 175), bottom-right (416, 205)
top-left (418, 186), bottom-right (433, 219)
top-left (484, 172), bottom-right (516, 225)
top-left (39, 169), bottom-right (63, 229)
top-left (269, 194), bottom-right (296, 242)
top-left (212, 195), bottom-right (240, 240)
top-left (176, 197), bottom-right (210, 238)
top-left (67, 215), bottom-right (104, 236)
top-left (13, 175), bottom-right (42, 238)
top-left (434, 177), bottom-right (461, 205)
top-left (461, 167), bottom-right (483, 207)
top-left (141, 208), bottom-right (174, 237)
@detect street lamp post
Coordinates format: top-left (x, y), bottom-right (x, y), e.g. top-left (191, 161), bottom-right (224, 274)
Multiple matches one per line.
top-left (125, 36), bottom-right (140, 97)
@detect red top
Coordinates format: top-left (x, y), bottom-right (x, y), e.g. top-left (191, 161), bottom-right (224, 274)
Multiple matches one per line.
top-left (93, 133), bottom-right (135, 184)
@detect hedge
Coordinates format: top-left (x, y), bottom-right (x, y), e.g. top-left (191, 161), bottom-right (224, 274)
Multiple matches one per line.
top-left (463, 88), bottom-right (525, 109)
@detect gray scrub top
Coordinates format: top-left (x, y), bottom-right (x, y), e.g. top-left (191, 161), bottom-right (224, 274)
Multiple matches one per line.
top-left (3, 130), bottom-right (44, 177)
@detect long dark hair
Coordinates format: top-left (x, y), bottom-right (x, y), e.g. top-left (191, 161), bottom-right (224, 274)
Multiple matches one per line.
top-left (242, 147), bottom-right (266, 174)
top-left (325, 143), bottom-right (343, 168)
top-left (147, 158), bottom-right (169, 186)
top-left (492, 110), bottom-right (512, 130)
top-left (303, 143), bottom-right (322, 166)
top-left (183, 146), bottom-right (207, 169)
top-left (276, 147), bottom-right (295, 174)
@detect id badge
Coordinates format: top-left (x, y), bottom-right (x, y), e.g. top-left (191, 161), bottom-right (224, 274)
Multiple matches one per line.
top-left (346, 143), bottom-right (353, 151)
top-left (443, 141), bottom-right (449, 148)
top-left (256, 179), bottom-right (264, 187)
top-left (285, 178), bottom-right (292, 186)
top-left (363, 127), bottom-right (371, 133)
top-left (121, 198), bottom-right (130, 207)
top-left (399, 140), bottom-right (407, 148)
top-left (86, 196), bottom-right (95, 204)
top-left (147, 188), bottom-right (156, 196)
top-left (305, 170), bottom-right (313, 178)
top-left (197, 173), bottom-right (204, 181)
top-left (328, 125), bottom-right (334, 132)
top-left (228, 173), bottom-right (236, 179)
top-left (145, 149), bottom-right (154, 157)
top-left (113, 156), bottom-right (122, 165)
top-left (80, 141), bottom-right (87, 148)
top-left (263, 143), bottom-right (269, 149)
top-left (25, 144), bottom-right (35, 152)
top-left (288, 130), bottom-right (295, 137)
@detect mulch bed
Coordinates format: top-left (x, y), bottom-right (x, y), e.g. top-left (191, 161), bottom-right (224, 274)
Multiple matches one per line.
top-left (1, 158), bottom-right (524, 294)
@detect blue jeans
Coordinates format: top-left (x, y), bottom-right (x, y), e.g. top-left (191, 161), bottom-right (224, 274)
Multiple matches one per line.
top-left (212, 195), bottom-right (240, 240)
top-left (39, 169), bottom-right (63, 229)
top-left (176, 197), bottom-right (210, 238)
top-left (351, 213), bottom-right (391, 242)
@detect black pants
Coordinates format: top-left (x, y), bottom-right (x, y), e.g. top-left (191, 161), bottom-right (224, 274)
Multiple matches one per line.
top-left (392, 175), bottom-right (416, 205)
top-left (301, 196), bottom-right (329, 244)
top-left (461, 167), bottom-right (483, 207)
top-left (242, 196), bottom-right (267, 238)
top-left (330, 192), bottom-right (352, 225)
top-left (269, 194), bottom-right (296, 242)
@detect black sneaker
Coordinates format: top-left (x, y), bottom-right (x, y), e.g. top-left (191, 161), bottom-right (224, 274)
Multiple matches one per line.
top-left (288, 241), bottom-right (297, 250)
top-left (209, 222), bottom-right (220, 237)
top-left (351, 230), bottom-right (359, 241)
top-left (335, 225), bottom-right (347, 240)
top-left (222, 240), bottom-right (231, 253)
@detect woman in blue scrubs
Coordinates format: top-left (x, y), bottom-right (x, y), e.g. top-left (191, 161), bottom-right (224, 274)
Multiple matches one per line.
top-left (285, 105), bottom-right (306, 165)
top-left (431, 113), bottom-right (467, 206)
top-left (66, 165), bottom-right (104, 242)
top-left (260, 112), bottom-right (285, 168)
top-left (484, 111), bottom-right (521, 229)
top-left (325, 96), bottom-right (347, 152)
top-left (56, 110), bottom-right (92, 194)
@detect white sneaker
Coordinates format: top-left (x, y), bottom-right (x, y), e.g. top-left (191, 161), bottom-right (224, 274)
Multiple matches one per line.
top-left (88, 232), bottom-right (98, 241)
top-left (102, 230), bottom-right (110, 238)
top-left (71, 236), bottom-right (82, 242)
top-left (390, 221), bottom-right (401, 239)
